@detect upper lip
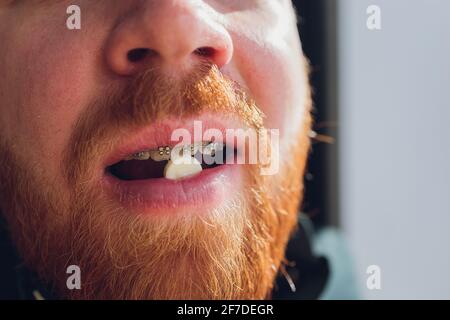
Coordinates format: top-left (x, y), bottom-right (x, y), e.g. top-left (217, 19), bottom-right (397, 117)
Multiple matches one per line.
top-left (103, 113), bottom-right (246, 168)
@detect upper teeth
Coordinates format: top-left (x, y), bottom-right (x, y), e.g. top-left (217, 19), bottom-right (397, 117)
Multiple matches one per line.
top-left (133, 151), bottom-right (151, 161)
top-left (125, 141), bottom-right (221, 162)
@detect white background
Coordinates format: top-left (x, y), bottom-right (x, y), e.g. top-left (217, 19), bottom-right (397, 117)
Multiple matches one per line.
top-left (337, 0), bottom-right (450, 299)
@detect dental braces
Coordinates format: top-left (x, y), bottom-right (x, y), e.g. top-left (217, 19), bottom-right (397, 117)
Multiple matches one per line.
top-left (125, 141), bottom-right (222, 162)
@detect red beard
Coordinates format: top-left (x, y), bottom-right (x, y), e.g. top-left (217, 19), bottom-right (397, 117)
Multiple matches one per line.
top-left (0, 63), bottom-right (312, 299)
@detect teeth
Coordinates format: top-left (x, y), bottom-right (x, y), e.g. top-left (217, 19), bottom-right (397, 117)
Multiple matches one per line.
top-left (125, 141), bottom-right (221, 162)
top-left (124, 151), bottom-right (150, 161)
top-left (164, 155), bottom-right (203, 180)
top-left (134, 151), bottom-right (150, 160)
top-left (150, 148), bottom-right (171, 162)
top-left (202, 142), bottom-right (222, 156)
top-left (171, 141), bottom-right (214, 159)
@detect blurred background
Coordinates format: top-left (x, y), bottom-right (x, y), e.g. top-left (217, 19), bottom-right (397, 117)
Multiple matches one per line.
top-left (295, 0), bottom-right (450, 299)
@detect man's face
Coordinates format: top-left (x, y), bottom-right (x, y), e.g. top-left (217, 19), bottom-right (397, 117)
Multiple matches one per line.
top-left (0, 0), bottom-right (311, 299)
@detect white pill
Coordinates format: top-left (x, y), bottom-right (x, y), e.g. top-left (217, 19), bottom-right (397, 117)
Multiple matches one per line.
top-left (163, 156), bottom-right (202, 180)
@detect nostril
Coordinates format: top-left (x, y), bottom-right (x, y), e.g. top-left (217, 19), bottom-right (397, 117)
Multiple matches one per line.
top-left (127, 48), bottom-right (151, 63)
top-left (194, 45), bottom-right (231, 68)
top-left (194, 47), bottom-right (216, 58)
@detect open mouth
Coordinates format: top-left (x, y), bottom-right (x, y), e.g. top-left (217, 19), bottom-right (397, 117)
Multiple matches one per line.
top-left (106, 141), bottom-right (237, 181)
top-left (100, 116), bottom-right (245, 213)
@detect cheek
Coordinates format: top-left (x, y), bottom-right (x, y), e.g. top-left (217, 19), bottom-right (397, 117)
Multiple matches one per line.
top-left (2, 33), bottom-right (99, 179)
top-left (231, 33), bottom-right (308, 143)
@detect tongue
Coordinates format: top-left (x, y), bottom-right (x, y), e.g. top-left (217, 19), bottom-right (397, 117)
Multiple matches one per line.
top-left (109, 159), bottom-right (167, 180)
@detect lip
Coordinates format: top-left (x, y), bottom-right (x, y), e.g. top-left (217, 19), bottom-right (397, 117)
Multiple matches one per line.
top-left (103, 163), bottom-right (240, 215)
top-left (100, 114), bottom-right (245, 215)
top-left (103, 114), bottom-right (245, 167)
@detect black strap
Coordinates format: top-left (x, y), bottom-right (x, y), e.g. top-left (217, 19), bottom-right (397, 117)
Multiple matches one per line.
top-left (271, 216), bottom-right (329, 300)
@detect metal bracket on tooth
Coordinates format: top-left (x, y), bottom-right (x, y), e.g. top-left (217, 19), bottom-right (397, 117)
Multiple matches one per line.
top-left (127, 142), bottom-right (222, 162)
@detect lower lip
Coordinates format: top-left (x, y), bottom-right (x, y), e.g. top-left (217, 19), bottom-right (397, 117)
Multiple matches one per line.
top-left (102, 163), bottom-right (241, 215)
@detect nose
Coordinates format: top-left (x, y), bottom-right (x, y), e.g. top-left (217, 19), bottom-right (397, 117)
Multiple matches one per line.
top-left (105, 1), bottom-right (233, 76)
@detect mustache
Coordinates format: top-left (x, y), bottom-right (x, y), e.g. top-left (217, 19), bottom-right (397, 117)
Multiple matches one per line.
top-left (64, 62), bottom-right (265, 185)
